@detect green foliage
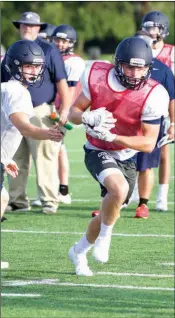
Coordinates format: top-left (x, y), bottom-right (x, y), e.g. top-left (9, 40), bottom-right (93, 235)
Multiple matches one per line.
top-left (1, 1), bottom-right (174, 52)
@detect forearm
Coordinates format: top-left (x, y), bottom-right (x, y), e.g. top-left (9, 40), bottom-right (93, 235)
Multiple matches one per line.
top-left (56, 80), bottom-right (71, 112)
top-left (20, 123), bottom-right (49, 140)
top-left (113, 135), bottom-right (156, 153)
top-left (68, 106), bottom-right (84, 125)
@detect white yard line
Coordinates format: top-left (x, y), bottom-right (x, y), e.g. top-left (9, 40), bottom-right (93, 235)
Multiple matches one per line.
top-left (2, 229), bottom-right (174, 238)
top-left (1, 293), bottom-right (41, 297)
top-left (29, 196), bottom-right (174, 204)
top-left (159, 263), bottom-right (175, 266)
top-left (2, 280), bottom-right (174, 292)
top-left (29, 174), bottom-right (90, 179)
top-left (97, 272), bottom-right (174, 278)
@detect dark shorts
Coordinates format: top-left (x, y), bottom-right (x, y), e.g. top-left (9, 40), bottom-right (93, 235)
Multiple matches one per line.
top-left (84, 147), bottom-right (137, 204)
top-left (0, 163), bottom-right (5, 191)
top-left (136, 118), bottom-right (165, 171)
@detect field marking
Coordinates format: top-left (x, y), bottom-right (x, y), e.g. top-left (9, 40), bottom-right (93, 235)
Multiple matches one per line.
top-left (2, 229), bottom-right (174, 238)
top-left (1, 293), bottom-right (41, 297)
top-left (2, 280), bottom-right (174, 292)
top-left (97, 272), bottom-right (174, 278)
top-left (159, 263), bottom-right (175, 266)
top-left (29, 174), bottom-right (90, 179)
top-left (29, 197), bottom-right (174, 204)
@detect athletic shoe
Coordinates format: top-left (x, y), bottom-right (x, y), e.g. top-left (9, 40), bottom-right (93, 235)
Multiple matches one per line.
top-left (68, 245), bottom-right (93, 276)
top-left (5, 204), bottom-right (31, 212)
top-left (1, 216), bottom-right (7, 222)
top-left (31, 199), bottom-right (42, 207)
top-left (1, 261), bottom-right (9, 269)
top-left (91, 210), bottom-right (100, 217)
top-left (42, 205), bottom-right (57, 214)
top-left (92, 236), bottom-right (111, 263)
top-left (58, 193), bottom-right (72, 204)
top-left (91, 209), bottom-right (120, 218)
top-left (156, 199), bottom-right (168, 212)
top-left (134, 204), bottom-right (149, 219)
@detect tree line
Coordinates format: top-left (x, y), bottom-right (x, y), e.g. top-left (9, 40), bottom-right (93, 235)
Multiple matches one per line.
top-left (1, 1), bottom-right (174, 53)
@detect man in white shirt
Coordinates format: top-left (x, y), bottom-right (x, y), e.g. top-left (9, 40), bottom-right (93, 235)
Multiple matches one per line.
top-left (67, 37), bottom-right (169, 276)
top-left (1, 39), bottom-right (63, 220)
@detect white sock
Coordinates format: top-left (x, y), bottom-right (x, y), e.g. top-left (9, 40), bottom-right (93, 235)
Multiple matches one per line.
top-left (157, 184), bottom-right (169, 201)
top-left (74, 234), bottom-right (93, 254)
top-left (98, 222), bottom-right (114, 239)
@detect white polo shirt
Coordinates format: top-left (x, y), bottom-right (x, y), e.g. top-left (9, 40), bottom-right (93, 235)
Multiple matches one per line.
top-left (1, 80), bottom-right (34, 165)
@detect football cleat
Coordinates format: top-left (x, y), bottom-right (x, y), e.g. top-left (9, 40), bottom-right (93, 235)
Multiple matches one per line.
top-left (5, 204), bottom-right (31, 212)
top-left (92, 236), bottom-right (111, 263)
top-left (68, 245), bottom-right (93, 276)
top-left (134, 204), bottom-right (149, 219)
top-left (156, 199), bottom-right (168, 212)
top-left (1, 261), bottom-right (9, 269)
top-left (31, 199), bottom-right (42, 207)
top-left (91, 210), bottom-right (100, 217)
top-left (42, 205), bottom-right (57, 214)
top-left (58, 193), bottom-right (72, 204)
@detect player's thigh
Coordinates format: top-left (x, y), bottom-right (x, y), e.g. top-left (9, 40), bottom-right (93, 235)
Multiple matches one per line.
top-left (84, 148), bottom-right (118, 181)
top-left (84, 148), bottom-right (128, 195)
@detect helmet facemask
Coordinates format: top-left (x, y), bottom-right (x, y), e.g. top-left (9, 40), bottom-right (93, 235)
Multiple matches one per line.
top-left (52, 36), bottom-right (75, 55)
top-left (6, 56), bottom-right (45, 86)
top-left (114, 60), bottom-right (152, 90)
top-left (142, 21), bottom-right (169, 44)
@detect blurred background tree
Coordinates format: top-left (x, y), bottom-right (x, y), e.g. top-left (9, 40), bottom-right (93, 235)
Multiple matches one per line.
top-left (1, 1), bottom-right (174, 55)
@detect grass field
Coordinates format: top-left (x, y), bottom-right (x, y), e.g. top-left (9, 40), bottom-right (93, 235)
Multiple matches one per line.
top-left (1, 126), bottom-right (174, 318)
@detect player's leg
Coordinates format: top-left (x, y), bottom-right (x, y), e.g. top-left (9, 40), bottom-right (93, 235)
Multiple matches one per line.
top-left (69, 149), bottom-right (135, 276)
top-left (1, 163), bottom-right (9, 269)
top-left (1, 163), bottom-right (9, 219)
top-left (157, 144), bottom-right (170, 211)
top-left (134, 121), bottom-right (163, 218)
top-left (7, 137), bottom-right (31, 211)
top-left (29, 103), bottom-right (61, 214)
top-left (58, 143), bottom-right (71, 204)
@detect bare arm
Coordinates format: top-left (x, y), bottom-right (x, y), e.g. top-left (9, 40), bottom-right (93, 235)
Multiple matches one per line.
top-left (10, 112), bottom-right (63, 142)
top-left (113, 121), bottom-right (160, 153)
top-left (56, 79), bottom-right (72, 125)
top-left (68, 92), bottom-right (91, 125)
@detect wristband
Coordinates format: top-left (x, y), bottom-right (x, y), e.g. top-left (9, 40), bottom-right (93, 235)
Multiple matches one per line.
top-left (170, 123), bottom-right (175, 126)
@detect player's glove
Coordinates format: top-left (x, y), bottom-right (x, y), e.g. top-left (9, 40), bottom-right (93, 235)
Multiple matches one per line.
top-left (82, 107), bottom-right (116, 129)
top-left (85, 125), bottom-right (116, 142)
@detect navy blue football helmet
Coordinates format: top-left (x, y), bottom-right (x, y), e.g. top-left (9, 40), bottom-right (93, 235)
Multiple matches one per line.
top-left (141, 11), bottom-right (169, 42)
top-left (114, 37), bottom-right (153, 90)
top-left (51, 24), bottom-right (77, 54)
top-left (5, 40), bottom-right (45, 85)
top-left (38, 24), bottom-right (56, 42)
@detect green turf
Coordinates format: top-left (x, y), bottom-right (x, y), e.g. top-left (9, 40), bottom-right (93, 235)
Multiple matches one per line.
top-left (1, 127), bottom-right (174, 318)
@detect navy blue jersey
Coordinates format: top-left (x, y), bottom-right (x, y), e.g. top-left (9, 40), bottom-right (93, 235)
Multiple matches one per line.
top-left (151, 58), bottom-right (175, 101)
top-left (1, 38), bottom-right (67, 107)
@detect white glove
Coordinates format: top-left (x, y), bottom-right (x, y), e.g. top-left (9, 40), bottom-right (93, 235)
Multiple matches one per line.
top-left (82, 107), bottom-right (116, 129)
top-left (85, 125), bottom-right (116, 142)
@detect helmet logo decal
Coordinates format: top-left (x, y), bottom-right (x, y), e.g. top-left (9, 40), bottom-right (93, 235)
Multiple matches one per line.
top-left (32, 58), bottom-right (44, 63)
top-left (56, 32), bottom-right (67, 39)
top-left (143, 21), bottom-right (155, 27)
top-left (14, 59), bottom-right (20, 65)
top-left (130, 58), bottom-right (145, 67)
